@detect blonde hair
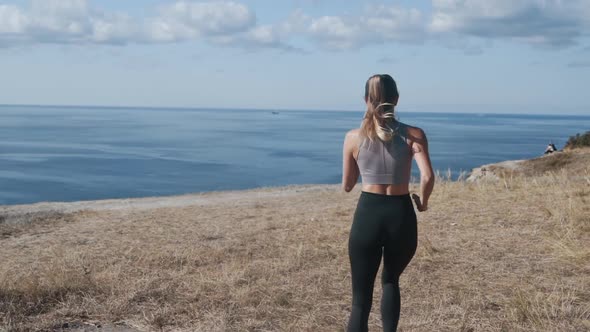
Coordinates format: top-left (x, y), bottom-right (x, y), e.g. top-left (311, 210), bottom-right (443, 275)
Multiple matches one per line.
top-left (360, 74), bottom-right (399, 142)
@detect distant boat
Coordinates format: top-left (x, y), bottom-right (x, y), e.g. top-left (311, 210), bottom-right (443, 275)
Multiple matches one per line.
top-left (272, 111), bottom-right (279, 115)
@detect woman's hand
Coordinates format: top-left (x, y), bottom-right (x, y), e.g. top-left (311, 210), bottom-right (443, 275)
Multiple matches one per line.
top-left (412, 194), bottom-right (427, 212)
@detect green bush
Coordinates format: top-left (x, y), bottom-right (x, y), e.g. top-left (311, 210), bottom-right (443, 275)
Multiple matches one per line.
top-left (565, 131), bottom-right (590, 149)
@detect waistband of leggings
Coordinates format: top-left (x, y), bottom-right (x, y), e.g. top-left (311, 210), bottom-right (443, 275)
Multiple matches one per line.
top-left (360, 191), bottom-right (411, 200)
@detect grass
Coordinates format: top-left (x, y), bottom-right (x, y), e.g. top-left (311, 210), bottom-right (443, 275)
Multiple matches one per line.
top-left (1, 154), bottom-right (589, 331)
top-left (486, 147), bottom-right (590, 179)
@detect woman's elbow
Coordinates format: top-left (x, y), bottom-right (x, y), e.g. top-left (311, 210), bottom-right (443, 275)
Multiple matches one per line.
top-left (421, 172), bottom-right (435, 184)
top-left (342, 182), bottom-right (354, 192)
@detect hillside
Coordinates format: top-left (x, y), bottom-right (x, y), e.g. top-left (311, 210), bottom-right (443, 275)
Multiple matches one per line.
top-left (467, 147), bottom-right (590, 182)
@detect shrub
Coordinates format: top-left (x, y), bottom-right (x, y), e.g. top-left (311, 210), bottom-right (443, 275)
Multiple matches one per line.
top-left (564, 131), bottom-right (590, 150)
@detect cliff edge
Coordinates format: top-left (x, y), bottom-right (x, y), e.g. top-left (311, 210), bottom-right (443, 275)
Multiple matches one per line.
top-left (467, 147), bottom-right (590, 182)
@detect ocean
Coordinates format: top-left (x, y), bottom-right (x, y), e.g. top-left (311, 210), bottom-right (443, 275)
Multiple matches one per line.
top-left (0, 105), bottom-right (588, 205)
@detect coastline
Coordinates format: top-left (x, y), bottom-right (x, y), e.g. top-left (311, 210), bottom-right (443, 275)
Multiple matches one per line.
top-left (3, 148), bottom-right (588, 220)
top-left (0, 184), bottom-right (338, 226)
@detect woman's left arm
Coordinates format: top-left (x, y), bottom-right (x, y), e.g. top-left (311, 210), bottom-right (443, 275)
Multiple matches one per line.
top-left (342, 130), bottom-right (360, 192)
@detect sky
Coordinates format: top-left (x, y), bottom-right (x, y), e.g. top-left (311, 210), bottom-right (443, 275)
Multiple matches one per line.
top-left (0, 0), bottom-right (589, 114)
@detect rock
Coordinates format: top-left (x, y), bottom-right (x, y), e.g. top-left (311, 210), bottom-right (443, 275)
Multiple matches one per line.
top-left (466, 159), bottom-right (525, 182)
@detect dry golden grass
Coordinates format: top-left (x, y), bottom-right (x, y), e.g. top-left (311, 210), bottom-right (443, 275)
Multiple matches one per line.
top-left (1, 155), bottom-right (589, 331)
top-left (494, 147), bottom-right (590, 179)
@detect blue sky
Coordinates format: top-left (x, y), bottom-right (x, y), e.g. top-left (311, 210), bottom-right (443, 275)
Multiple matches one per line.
top-left (0, 0), bottom-right (589, 114)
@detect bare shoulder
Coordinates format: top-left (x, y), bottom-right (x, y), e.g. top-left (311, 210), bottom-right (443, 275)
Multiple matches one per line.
top-left (345, 128), bottom-right (361, 138)
top-left (404, 124), bottom-right (427, 140)
top-left (344, 128), bottom-right (361, 143)
top-left (344, 128), bottom-right (361, 153)
top-left (402, 123), bottom-right (428, 154)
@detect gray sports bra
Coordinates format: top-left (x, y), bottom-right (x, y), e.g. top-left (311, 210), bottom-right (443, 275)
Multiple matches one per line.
top-left (356, 121), bottom-right (413, 185)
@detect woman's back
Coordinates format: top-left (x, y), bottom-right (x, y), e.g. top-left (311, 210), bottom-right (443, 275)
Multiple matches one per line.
top-left (345, 122), bottom-right (429, 196)
top-left (356, 121), bottom-right (413, 188)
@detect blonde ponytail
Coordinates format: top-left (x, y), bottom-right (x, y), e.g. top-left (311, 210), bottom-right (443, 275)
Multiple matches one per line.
top-left (360, 75), bottom-right (400, 142)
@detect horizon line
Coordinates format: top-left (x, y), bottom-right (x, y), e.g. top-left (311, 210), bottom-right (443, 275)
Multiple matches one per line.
top-left (0, 103), bottom-right (588, 117)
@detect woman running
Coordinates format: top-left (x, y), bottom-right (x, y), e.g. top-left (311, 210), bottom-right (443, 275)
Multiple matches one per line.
top-left (342, 74), bottom-right (435, 331)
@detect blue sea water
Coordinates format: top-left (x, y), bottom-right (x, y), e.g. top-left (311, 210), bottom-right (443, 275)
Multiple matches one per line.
top-left (0, 105), bottom-right (588, 205)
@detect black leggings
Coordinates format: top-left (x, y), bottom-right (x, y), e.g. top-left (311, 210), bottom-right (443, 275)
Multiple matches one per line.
top-left (347, 191), bottom-right (418, 332)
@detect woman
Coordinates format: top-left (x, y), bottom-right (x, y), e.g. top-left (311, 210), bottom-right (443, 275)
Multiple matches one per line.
top-left (342, 74), bottom-right (434, 331)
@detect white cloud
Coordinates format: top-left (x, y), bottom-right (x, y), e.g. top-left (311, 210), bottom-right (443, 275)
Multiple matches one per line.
top-left (0, 0), bottom-right (140, 46)
top-left (91, 13), bottom-right (138, 44)
top-left (300, 1), bottom-right (589, 52)
top-left (148, 1), bottom-right (299, 51)
top-left (30, 0), bottom-right (90, 34)
top-left (307, 5), bottom-right (426, 50)
top-left (363, 6), bottom-right (424, 41)
top-left (0, 0), bottom-right (293, 50)
top-left (0, 5), bottom-right (28, 34)
top-left (1, 0), bottom-right (589, 52)
top-left (309, 16), bottom-right (364, 50)
top-left (278, 9), bottom-right (311, 35)
top-left (429, 0), bottom-right (590, 48)
top-left (149, 1), bottom-right (256, 41)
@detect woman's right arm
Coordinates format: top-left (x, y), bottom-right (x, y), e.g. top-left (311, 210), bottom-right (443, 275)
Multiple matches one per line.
top-left (411, 128), bottom-right (434, 211)
top-left (342, 130), bottom-right (360, 192)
